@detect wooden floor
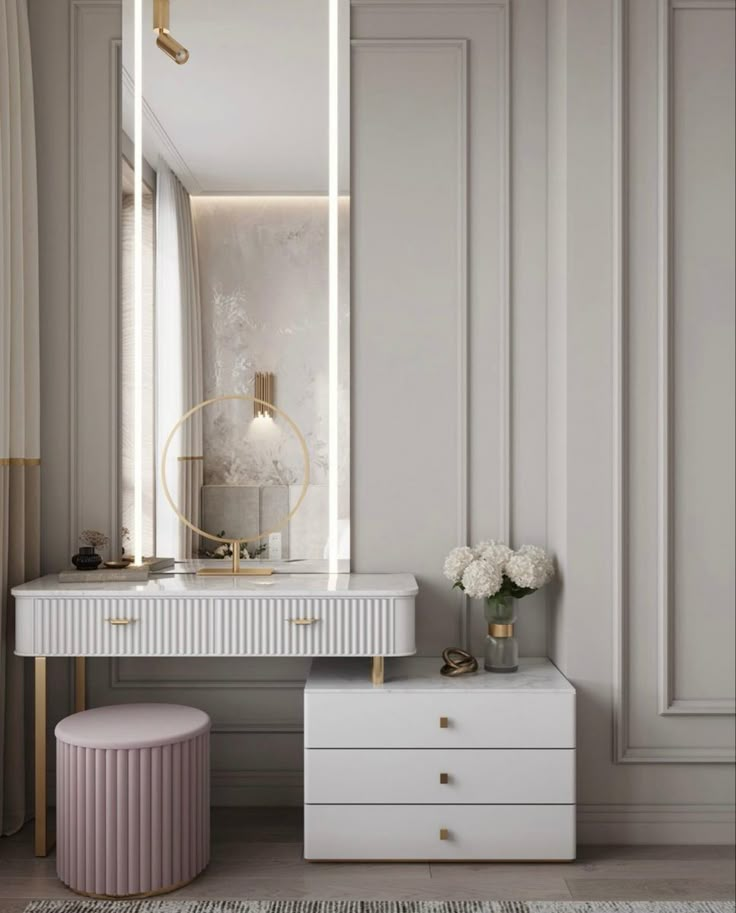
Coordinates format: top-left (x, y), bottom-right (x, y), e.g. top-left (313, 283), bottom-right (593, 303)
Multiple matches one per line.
top-left (0, 808), bottom-right (733, 911)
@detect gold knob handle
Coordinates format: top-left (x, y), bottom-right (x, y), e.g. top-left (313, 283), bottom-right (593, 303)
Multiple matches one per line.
top-left (288, 618), bottom-right (319, 625)
top-left (105, 618), bottom-right (136, 626)
top-left (439, 828), bottom-right (449, 841)
top-left (439, 772), bottom-right (449, 784)
top-left (439, 716), bottom-right (449, 728)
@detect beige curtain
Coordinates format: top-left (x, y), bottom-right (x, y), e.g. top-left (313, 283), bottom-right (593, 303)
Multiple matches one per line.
top-left (155, 165), bottom-right (203, 559)
top-left (0, 0), bottom-right (40, 835)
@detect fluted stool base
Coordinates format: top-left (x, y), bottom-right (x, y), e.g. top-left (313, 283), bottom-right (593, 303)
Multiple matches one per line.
top-left (56, 703), bottom-right (210, 898)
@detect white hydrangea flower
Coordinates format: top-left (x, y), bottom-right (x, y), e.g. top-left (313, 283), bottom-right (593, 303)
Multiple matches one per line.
top-left (474, 539), bottom-right (513, 569)
top-left (443, 546), bottom-right (476, 583)
top-left (461, 558), bottom-right (503, 599)
top-left (505, 544), bottom-right (554, 590)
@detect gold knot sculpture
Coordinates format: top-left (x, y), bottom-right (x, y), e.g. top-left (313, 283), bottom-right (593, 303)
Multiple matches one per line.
top-left (440, 647), bottom-right (478, 677)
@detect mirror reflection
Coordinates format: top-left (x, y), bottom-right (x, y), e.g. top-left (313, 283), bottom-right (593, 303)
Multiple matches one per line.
top-left (121, 0), bottom-right (350, 571)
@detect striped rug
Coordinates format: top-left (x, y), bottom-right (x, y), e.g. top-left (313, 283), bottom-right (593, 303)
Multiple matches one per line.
top-left (23, 899), bottom-right (736, 913)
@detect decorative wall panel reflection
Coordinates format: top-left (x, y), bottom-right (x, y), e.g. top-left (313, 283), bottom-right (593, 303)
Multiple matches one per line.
top-left (193, 197), bottom-right (329, 488)
top-left (192, 196), bottom-right (349, 559)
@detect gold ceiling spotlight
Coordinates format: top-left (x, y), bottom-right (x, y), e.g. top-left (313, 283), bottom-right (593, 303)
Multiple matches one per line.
top-left (153, 0), bottom-right (189, 65)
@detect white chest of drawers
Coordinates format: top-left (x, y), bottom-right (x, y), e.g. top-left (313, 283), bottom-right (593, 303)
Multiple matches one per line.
top-left (304, 656), bottom-right (576, 861)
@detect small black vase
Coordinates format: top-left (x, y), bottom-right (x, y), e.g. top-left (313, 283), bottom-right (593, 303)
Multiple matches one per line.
top-left (72, 546), bottom-right (101, 570)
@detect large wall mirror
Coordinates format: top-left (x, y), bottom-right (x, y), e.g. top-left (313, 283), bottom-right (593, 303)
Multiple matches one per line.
top-left (120, 0), bottom-right (350, 573)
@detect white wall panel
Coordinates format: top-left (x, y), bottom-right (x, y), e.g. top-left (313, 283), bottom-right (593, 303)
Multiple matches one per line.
top-left (623, 0), bottom-right (735, 758)
top-left (549, 0), bottom-right (735, 842)
top-left (667, 3), bottom-right (735, 713)
top-left (352, 36), bottom-right (469, 653)
top-left (350, 1), bottom-right (547, 658)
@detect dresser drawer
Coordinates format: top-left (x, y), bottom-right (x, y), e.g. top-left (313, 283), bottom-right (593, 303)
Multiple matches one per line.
top-left (304, 804), bottom-right (575, 861)
top-left (305, 748), bottom-right (574, 804)
top-left (15, 594), bottom-right (415, 657)
top-left (305, 691), bottom-right (575, 748)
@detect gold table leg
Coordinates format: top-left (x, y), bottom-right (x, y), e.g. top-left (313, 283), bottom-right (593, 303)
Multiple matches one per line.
top-left (34, 657), bottom-right (48, 857)
top-left (372, 656), bottom-right (384, 686)
top-left (74, 657), bottom-right (86, 712)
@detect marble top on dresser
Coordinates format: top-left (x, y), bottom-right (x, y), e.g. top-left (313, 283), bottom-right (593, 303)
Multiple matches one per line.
top-left (11, 572), bottom-right (418, 599)
top-left (306, 656), bottom-right (574, 693)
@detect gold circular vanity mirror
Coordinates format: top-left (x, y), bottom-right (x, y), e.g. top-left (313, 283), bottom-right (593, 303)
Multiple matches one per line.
top-left (161, 394), bottom-right (310, 576)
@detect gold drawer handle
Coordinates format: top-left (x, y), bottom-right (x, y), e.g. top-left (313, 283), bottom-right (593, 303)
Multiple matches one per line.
top-left (105, 618), bottom-right (137, 626)
top-left (439, 828), bottom-right (449, 841)
top-left (439, 716), bottom-right (449, 728)
top-left (439, 772), bottom-right (449, 784)
top-left (288, 618), bottom-right (319, 625)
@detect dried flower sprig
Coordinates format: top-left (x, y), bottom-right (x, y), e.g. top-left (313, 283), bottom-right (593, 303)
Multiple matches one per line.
top-left (79, 529), bottom-right (110, 550)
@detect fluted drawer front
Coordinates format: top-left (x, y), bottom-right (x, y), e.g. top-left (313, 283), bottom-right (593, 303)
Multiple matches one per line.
top-left (21, 595), bottom-right (415, 656)
top-left (56, 733), bottom-right (209, 897)
top-left (304, 804), bottom-right (576, 861)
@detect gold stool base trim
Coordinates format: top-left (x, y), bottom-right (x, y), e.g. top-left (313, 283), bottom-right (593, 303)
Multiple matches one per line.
top-left (66, 871), bottom-right (204, 899)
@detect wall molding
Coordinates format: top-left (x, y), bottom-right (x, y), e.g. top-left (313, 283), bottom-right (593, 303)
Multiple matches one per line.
top-left (578, 802), bottom-right (736, 845)
top-left (352, 0), bottom-right (507, 7)
top-left (670, 0), bottom-right (735, 8)
top-left (68, 0), bottom-right (122, 715)
top-left (353, 4), bottom-right (510, 654)
top-left (212, 722), bottom-right (303, 735)
top-left (109, 658), bottom-right (306, 692)
top-left (353, 37), bottom-right (472, 648)
top-left (613, 0), bottom-right (735, 763)
top-left (611, 0), bottom-right (629, 764)
top-left (656, 0), bottom-right (736, 718)
top-left (68, 0), bottom-right (121, 559)
top-left (498, 0), bottom-right (511, 551)
top-left (120, 67), bottom-right (202, 194)
top-left (210, 770), bottom-right (303, 806)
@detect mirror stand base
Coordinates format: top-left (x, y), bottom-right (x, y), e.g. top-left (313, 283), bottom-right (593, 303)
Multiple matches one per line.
top-left (197, 541), bottom-right (274, 576)
top-left (197, 567), bottom-right (274, 577)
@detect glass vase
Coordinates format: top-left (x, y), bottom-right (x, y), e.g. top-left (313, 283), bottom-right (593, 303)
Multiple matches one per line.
top-left (484, 597), bottom-right (518, 673)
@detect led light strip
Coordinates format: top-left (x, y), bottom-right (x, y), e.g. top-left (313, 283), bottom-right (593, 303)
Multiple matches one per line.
top-left (133, 0), bottom-right (143, 565)
top-left (328, 0), bottom-right (339, 574)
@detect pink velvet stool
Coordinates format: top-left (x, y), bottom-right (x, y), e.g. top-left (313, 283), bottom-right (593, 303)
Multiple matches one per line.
top-left (55, 703), bottom-right (210, 898)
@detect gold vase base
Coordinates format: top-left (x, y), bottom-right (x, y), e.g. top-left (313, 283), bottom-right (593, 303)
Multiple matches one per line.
top-left (488, 623), bottom-right (514, 638)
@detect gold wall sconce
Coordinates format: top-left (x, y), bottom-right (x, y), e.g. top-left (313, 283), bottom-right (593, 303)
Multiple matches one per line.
top-left (254, 372), bottom-right (275, 418)
top-left (153, 0), bottom-right (189, 64)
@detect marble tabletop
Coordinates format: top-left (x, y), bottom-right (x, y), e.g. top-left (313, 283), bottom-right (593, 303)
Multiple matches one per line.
top-left (306, 656), bottom-right (575, 693)
top-left (12, 571), bottom-right (419, 599)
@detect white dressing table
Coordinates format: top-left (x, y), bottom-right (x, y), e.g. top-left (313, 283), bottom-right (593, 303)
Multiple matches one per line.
top-left (12, 571), bottom-right (418, 856)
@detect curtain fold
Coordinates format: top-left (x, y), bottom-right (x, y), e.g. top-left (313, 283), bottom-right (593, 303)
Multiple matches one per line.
top-left (155, 165), bottom-right (203, 559)
top-left (0, 0), bottom-right (41, 835)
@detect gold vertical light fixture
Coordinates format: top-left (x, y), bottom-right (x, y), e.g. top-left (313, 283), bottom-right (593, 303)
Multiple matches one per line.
top-left (153, 0), bottom-right (189, 64)
top-left (254, 372), bottom-right (275, 418)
